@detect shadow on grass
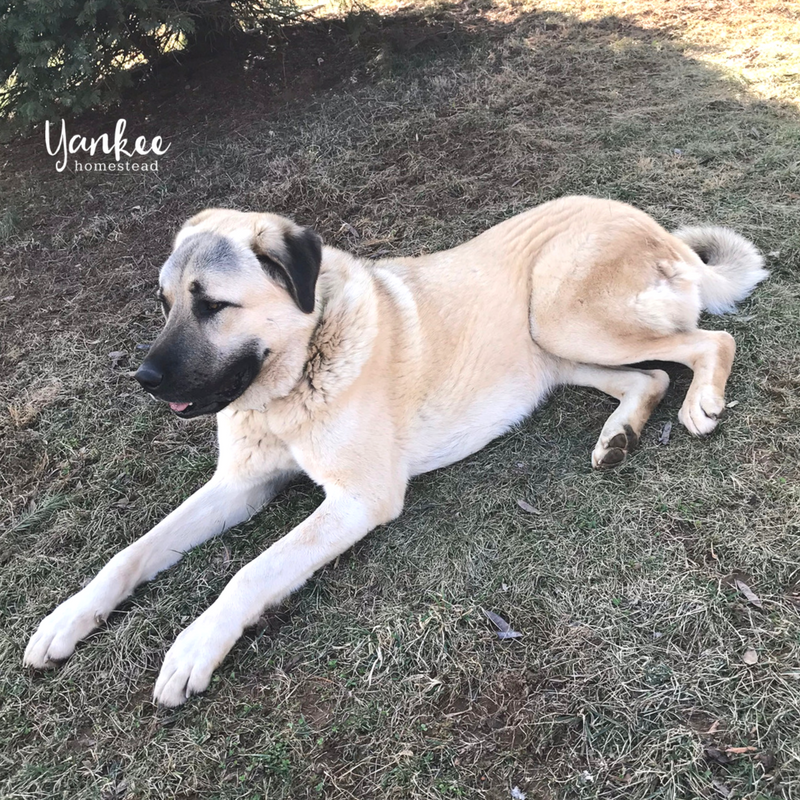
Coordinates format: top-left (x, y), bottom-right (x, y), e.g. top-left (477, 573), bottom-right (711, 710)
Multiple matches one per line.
top-left (0, 4), bottom-right (796, 333)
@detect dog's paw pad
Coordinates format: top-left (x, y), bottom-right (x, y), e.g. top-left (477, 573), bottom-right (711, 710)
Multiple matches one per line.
top-left (592, 424), bottom-right (638, 469)
top-left (607, 432), bottom-right (628, 450)
top-left (597, 447), bottom-right (626, 468)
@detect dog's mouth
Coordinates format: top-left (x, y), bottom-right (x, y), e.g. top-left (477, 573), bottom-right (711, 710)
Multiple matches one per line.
top-left (164, 364), bottom-right (258, 418)
top-left (167, 399), bottom-right (228, 418)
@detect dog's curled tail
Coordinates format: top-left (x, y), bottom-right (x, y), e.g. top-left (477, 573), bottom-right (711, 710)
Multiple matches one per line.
top-left (673, 226), bottom-right (768, 314)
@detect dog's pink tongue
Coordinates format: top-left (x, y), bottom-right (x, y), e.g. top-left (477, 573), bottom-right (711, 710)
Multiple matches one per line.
top-left (169, 401), bottom-right (191, 412)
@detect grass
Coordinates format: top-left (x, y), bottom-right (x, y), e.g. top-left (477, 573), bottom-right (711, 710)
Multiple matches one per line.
top-left (1, 0), bottom-right (799, 797)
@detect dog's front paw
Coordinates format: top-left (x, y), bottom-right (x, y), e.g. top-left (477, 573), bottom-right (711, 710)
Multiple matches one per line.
top-left (24, 590), bottom-right (108, 668)
top-left (153, 613), bottom-right (239, 707)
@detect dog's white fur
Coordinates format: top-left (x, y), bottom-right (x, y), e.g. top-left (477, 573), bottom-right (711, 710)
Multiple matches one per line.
top-left (24, 196), bottom-right (766, 706)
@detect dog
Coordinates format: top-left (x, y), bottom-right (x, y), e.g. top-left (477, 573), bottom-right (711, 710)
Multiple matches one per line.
top-left (24, 195), bottom-right (767, 706)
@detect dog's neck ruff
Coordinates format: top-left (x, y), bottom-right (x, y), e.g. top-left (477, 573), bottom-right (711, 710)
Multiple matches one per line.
top-left (229, 248), bottom-right (380, 431)
top-left (300, 249), bottom-right (380, 402)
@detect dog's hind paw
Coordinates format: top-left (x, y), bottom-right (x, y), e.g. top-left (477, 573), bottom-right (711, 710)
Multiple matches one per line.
top-left (679, 386), bottom-right (724, 437)
top-left (591, 425), bottom-right (639, 469)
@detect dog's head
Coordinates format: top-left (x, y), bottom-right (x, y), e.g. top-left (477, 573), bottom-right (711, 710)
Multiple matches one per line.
top-left (134, 209), bottom-right (322, 418)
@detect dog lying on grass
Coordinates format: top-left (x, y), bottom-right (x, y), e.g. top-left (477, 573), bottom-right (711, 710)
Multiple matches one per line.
top-left (24, 195), bottom-right (766, 706)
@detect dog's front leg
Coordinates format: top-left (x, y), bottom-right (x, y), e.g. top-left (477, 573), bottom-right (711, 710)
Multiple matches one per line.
top-left (24, 474), bottom-right (287, 669)
top-left (153, 485), bottom-right (403, 706)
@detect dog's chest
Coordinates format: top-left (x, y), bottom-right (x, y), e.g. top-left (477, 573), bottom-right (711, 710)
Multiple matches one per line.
top-left (217, 408), bottom-right (299, 478)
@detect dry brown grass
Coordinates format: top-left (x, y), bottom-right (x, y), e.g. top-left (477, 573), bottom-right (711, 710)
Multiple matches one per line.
top-left (1, 0), bottom-right (799, 797)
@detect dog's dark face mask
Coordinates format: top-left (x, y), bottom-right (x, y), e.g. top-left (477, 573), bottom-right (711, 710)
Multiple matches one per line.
top-left (134, 312), bottom-right (264, 419)
top-left (134, 214), bottom-right (322, 418)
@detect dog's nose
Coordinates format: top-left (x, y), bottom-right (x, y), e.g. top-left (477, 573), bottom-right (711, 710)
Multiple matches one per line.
top-left (134, 362), bottom-right (164, 391)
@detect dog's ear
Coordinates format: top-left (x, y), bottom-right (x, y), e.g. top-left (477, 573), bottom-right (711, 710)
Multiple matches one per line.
top-left (255, 225), bottom-right (322, 314)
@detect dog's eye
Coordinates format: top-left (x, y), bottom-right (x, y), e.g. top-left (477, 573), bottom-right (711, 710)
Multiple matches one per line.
top-left (194, 297), bottom-right (236, 319)
top-left (202, 300), bottom-right (228, 315)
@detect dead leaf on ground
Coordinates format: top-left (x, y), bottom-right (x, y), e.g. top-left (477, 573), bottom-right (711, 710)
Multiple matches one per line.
top-left (338, 221), bottom-right (360, 239)
top-left (108, 350), bottom-right (128, 368)
top-left (735, 579), bottom-right (763, 608)
top-left (712, 779), bottom-right (731, 798)
top-left (482, 608), bottom-right (522, 639)
top-left (743, 647), bottom-right (758, 665)
top-left (517, 499), bottom-right (540, 515)
top-left (658, 421), bottom-right (672, 445)
top-left (7, 381), bottom-right (62, 428)
top-left (704, 746), bottom-right (732, 765)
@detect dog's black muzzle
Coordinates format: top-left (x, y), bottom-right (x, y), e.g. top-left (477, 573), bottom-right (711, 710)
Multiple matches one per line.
top-left (134, 346), bottom-right (264, 418)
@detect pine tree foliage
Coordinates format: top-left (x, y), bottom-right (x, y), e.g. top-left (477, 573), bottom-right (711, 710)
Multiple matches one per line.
top-left (0, 0), bottom-right (300, 127)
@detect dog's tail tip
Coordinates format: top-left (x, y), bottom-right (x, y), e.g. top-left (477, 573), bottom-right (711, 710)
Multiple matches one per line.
top-left (673, 225), bottom-right (768, 315)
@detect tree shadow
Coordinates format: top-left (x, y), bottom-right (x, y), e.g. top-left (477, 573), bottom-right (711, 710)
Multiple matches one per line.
top-left (0, 2), bottom-right (795, 318)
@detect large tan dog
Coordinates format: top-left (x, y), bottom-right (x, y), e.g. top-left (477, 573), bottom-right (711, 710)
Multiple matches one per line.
top-left (24, 196), bottom-right (766, 705)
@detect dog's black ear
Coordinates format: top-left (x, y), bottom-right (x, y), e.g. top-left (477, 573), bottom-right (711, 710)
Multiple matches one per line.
top-left (256, 227), bottom-right (322, 314)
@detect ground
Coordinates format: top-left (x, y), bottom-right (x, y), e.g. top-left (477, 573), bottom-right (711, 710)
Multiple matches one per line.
top-left (1, 0), bottom-right (799, 797)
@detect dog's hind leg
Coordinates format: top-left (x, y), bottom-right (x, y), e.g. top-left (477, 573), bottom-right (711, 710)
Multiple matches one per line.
top-left (543, 327), bottom-right (736, 439)
top-left (558, 362), bottom-right (670, 468)
top-left (531, 236), bottom-right (740, 440)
